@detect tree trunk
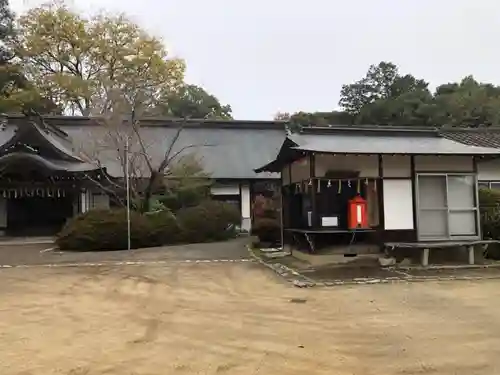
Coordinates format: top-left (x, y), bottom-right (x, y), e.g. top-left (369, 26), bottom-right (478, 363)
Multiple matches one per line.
top-left (141, 171), bottom-right (158, 213)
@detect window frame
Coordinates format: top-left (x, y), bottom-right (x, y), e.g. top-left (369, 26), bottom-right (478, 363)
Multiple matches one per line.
top-left (416, 173), bottom-right (480, 241)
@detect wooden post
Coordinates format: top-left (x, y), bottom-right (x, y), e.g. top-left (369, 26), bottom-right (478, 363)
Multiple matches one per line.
top-left (377, 155), bottom-right (385, 240)
top-left (410, 155), bottom-right (418, 241)
top-left (468, 245), bottom-right (475, 265)
top-left (309, 153), bottom-right (318, 228)
top-left (421, 248), bottom-right (430, 266)
top-left (280, 173), bottom-right (285, 250)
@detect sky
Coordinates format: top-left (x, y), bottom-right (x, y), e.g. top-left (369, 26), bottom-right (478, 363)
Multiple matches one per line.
top-left (9, 0), bottom-right (500, 120)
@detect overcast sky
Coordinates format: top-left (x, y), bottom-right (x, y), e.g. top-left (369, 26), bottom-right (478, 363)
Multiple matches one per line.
top-left (10, 0), bottom-right (500, 120)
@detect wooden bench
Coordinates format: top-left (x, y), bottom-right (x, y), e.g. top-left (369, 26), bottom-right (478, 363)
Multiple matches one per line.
top-left (384, 240), bottom-right (500, 266)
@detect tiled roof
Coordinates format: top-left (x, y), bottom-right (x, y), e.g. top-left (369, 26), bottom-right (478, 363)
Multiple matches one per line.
top-left (0, 116), bottom-right (287, 180)
top-left (440, 128), bottom-right (500, 149)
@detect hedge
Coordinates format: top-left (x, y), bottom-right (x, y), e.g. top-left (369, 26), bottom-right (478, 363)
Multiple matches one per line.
top-left (177, 200), bottom-right (240, 243)
top-left (56, 209), bottom-right (156, 251)
top-left (479, 187), bottom-right (500, 240)
top-left (56, 200), bottom-right (241, 251)
top-left (252, 218), bottom-right (281, 244)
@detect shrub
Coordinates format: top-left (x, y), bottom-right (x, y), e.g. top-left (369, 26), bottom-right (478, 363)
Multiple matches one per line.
top-left (56, 209), bottom-right (156, 251)
top-left (479, 188), bottom-right (500, 240)
top-left (145, 209), bottom-right (182, 245)
top-left (56, 199), bottom-right (240, 251)
top-left (177, 200), bottom-right (240, 243)
top-left (252, 218), bottom-right (281, 244)
top-left (160, 184), bottom-right (211, 212)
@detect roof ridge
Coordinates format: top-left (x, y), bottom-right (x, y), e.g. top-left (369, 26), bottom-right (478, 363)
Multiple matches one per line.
top-left (5, 114), bottom-right (288, 130)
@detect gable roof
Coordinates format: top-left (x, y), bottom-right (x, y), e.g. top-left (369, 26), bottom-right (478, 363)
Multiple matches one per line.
top-left (0, 116), bottom-right (99, 173)
top-left (2, 115), bottom-right (288, 180)
top-left (256, 125), bottom-right (500, 173)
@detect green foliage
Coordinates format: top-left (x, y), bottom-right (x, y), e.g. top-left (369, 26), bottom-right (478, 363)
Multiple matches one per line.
top-left (145, 209), bottom-right (182, 245)
top-left (160, 185), bottom-right (209, 212)
top-left (479, 188), bottom-right (500, 240)
top-left (56, 209), bottom-right (156, 251)
top-left (17, 2), bottom-right (186, 115)
top-left (286, 61), bottom-right (500, 130)
top-left (177, 200), bottom-right (240, 243)
top-left (252, 218), bottom-right (281, 243)
top-left (281, 111), bottom-right (354, 132)
top-left (155, 84), bottom-right (232, 119)
top-left (430, 76), bottom-right (500, 127)
top-left (56, 199), bottom-right (240, 250)
top-left (160, 166), bottom-right (212, 212)
top-left (0, 0), bottom-right (57, 114)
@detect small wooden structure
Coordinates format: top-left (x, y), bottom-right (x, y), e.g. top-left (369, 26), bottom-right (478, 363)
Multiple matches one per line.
top-left (255, 126), bottom-right (500, 262)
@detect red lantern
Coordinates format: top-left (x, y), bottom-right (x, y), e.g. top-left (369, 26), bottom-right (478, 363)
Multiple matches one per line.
top-left (347, 195), bottom-right (369, 229)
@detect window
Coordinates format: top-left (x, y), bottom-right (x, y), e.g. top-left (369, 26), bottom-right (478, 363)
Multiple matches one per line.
top-left (478, 181), bottom-right (500, 190)
top-left (417, 174), bottom-right (479, 240)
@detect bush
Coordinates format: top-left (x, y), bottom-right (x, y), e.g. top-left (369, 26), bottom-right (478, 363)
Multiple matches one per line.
top-left (145, 209), bottom-right (182, 245)
top-left (159, 185), bottom-right (210, 212)
top-left (56, 199), bottom-right (240, 251)
top-left (479, 188), bottom-right (500, 240)
top-left (252, 218), bottom-right (281, 244)
top-left (177, 200), bottom-right (240, 243)
top-left (56, 209), bottom-right (156, 251)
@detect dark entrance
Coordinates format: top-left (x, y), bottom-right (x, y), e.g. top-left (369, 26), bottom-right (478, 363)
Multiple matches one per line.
top-left (7, 193), bottom-right (75, 236)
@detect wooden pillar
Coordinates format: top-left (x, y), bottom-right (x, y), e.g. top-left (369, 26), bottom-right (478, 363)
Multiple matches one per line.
top-left (280, 173), bottom-right (285, 249)
top-left (410, 155), bottom-right (418, 241)
top-left (377, 155), bottom-right (385, 230)
top-left (309, 153), bottom-right (318, 228)
top-left (376, 155), bottom-right (385, 247)
top-left (421, 248), bottom-right (430, 266)
top-left (473, 156), bottom-right (481, 238)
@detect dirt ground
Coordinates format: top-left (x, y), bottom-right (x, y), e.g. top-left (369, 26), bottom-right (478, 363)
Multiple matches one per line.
top-left (2, 263), bottom-right (500, 375)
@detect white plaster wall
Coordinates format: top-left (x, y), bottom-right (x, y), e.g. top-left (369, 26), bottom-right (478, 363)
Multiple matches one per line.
top-left (290, 157), bottom-right (310, 183)
top-left (80, 191), bottom-right (88, 213)
top-left (382, 155), bottom-right (411, 177)
top-left (383, 179), bottom-right (414, 230)
top-left (415, 155), bottom-right (473, 172)
top-left (314, 154), bottom-right (379, 178)
top-left (477, 158), bottom-right (500, 181)
top-left (240, 184), bottom-right (251, 231)
top-left (211, 185), bottom-right (240, 195)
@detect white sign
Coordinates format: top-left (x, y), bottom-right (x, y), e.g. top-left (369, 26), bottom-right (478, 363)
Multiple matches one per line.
top-left (321, 216), bottom-right (339, 227)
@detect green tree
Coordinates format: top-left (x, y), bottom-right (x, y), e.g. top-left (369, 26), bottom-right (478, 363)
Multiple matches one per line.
top-left (339, 61), bottom-right (433, 126)
top-left (429, 76), bottom-right (500, 127)
top-left (339, 61), bottom-right (400, 115)
top-left (274, 111), bottom-right (354, 132)
top-left (0, 0), bottom-right (57, 113)
top-left (17, 2), bottom-right (185, 115)
top-left (154, 84), bottom-right (232, 119)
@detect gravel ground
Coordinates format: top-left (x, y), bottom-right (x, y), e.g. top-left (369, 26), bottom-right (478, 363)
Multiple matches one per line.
top-left (2, 261), bottom-right (500, 374)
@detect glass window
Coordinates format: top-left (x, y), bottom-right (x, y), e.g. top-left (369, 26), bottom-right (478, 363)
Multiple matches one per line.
top-left (449, 211), bottom-right (476, 236)
top-left (418, 175), bottom-right (446, 208)
top-left (418, 210), bottom-right (448, 239)
top-left (417, 174), bottom-right (478, 240)
top-left (448, 175), bottom-right (475, 208)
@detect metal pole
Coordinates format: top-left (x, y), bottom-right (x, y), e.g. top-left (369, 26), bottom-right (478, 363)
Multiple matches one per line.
top-left (125, 135), bottom-right (131, 251)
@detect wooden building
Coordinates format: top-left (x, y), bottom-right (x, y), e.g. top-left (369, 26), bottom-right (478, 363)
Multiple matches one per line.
top-left (256, 126), bottom-right (500, 255)
top-left (0, 115), bottom-right (287, 236)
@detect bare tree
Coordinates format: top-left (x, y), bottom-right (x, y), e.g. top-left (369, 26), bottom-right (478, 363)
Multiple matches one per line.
top-left (79, 91), bottom-right (212, 212)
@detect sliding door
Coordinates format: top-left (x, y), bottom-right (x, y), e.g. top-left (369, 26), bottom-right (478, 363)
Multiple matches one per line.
top-left (417, 174), bottom-right (479, 241)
